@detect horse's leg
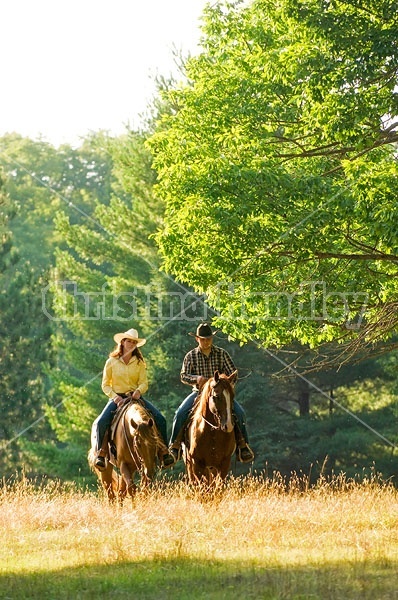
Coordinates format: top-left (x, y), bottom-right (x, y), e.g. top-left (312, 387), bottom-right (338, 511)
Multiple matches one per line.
top-left (120, 462), bottom-right (137, 500)
top-left (98, 464), bottom-right (117, 504)
top-left (184, 453), bottom-right (197, 485)
top-left (219, 458), bottom-right (232, 481)
top-left (118, 476), bottom-right (127, 506)
top-left (185, 435), bottom-right (204, 485)
top-left (186, 444), bottom-right (213, 488)
top-left (140, 473), bottom-right (152, 491)
top-left (111, 469), bottom-right (120, 501)
top-left (190, 460), bottom-right (208, 487)
top-left (206, 466), bottom-right (219, 488)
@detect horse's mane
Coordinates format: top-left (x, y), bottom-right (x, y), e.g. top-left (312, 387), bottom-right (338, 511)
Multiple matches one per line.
top-left (195, 373), bottom-right (233, 414)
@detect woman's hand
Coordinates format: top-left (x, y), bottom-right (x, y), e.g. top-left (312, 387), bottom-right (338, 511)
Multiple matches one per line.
top-left (114, 395), bottom-right (125, 407)
top-left (131, 389), bottom-right (141, 401)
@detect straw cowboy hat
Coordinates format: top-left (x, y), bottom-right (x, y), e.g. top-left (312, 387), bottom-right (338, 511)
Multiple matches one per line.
top-left (113, 327), bottom-right (146, 347)
top-left (188, 323), bottom-right (218, 339)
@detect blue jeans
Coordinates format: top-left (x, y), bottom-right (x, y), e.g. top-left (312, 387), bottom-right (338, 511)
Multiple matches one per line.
top-left (94, 397), bottom-right (168, 452)
top-left (169, 390), bottom-right (250, 446)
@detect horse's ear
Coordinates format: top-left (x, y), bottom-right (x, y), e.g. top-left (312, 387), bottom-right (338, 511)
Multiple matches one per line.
top-left (228, 370), bottom-right (238, 385)
top-left (214, 370), bottom-right (220, 382)
top-left (148, 418), bottom-right (154, 428)
top-left (130, 418), bottom-right (138, 430)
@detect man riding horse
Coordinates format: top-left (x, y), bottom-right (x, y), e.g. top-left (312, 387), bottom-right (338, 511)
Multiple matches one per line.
top-left (169, 323), bottom-right (255, 463)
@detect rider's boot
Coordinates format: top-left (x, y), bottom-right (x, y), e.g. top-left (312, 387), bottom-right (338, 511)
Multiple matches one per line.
top-left (236, 444), bottom-right (255, 463)
top-left (95, 430), bottom-right (109, 471)
top-left (169, 429), bottom-right (184, 462)
top-left (234, 424), bottom-right (255, 463)
top-left (157, 443), bottom-right (176, 469)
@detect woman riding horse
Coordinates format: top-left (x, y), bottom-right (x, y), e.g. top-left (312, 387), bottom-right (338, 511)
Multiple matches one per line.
top-left (91, 327), bottom-right (175, 471)
top-left (89, 400), bottom-right (161, 503)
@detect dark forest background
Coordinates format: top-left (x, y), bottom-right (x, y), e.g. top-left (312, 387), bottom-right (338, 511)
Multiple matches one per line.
top-left (0, 130), bottom-right (396, 486)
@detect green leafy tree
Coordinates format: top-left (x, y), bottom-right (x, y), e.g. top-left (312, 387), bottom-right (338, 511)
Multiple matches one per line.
top-left (0, 132), bottom-right (115, 269)
top-left (0, 133), bottom-right (116, 478)
top-left (2, 129), bottom-right (395, 480)
top-left (148, 0), bottom-right (398, 363)
top-left (0, 169), bottom-right (17, 272)
top-left (45, 131), bottom-right (202, 480)
top-left (0, 170), bottom-right (55, 475)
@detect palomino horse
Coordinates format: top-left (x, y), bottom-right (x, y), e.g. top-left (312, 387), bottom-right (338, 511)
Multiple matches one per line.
top-left (183, 370), bottom-right (238, 486)
top-left (88, 401), bottom-right (162, 503)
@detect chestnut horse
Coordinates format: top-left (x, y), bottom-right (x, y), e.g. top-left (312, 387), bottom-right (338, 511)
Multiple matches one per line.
top-left (183, 370), bottom-right (238, 486)
top-left (88, 401), bottom-right (162, 504)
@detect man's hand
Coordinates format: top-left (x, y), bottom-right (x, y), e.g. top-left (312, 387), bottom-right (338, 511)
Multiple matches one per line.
top-left (131, 390), bottom-right (141, 401)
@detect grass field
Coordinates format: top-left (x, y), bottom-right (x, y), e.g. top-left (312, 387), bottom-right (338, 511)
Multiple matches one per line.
top-left (1, 473), bottom-right (397, 599)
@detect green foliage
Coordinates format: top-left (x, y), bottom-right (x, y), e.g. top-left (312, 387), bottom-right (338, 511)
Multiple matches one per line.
top-left (0, 132), bottom-right (115, 477)
top-left (19, 439), bottom-right (93, 483)
top-left (0, 150), bottom-right (56, 477)
top-left (148, 0), bottom-right (398, 359)
top-left (0, 264), bottom-right (55, 473)
top-left (0, 132), bottom-right (115, 269)
top-left (0, 168), bottom-right (18, 272)
top-left (45, 131), bottom-right (201, 472)
top-left (229, 342), bottom-right (398, 480)
top-left (1, 101), bottom-right (396, 483)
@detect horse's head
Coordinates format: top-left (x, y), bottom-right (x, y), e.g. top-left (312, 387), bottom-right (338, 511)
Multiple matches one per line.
top-left (126, 404), bottom-right (158, 479)
top-left (206, 370), bottom-right (237, 433)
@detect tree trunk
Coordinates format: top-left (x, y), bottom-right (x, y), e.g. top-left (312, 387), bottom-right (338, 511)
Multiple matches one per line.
top-left (298, 380), bottom-right (310, 416)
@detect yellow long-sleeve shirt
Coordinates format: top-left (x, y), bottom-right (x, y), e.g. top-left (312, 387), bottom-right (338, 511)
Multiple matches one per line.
top-left (101, 355), bottom-right (149, 399)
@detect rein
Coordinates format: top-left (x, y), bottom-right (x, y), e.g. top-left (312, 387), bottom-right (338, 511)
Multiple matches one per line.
top-left (200, 389), bottom-right (223, 430)
top-left (201, 414), bottom-right (220, 429)
top-left (122, 410), bottom-right (144, 469)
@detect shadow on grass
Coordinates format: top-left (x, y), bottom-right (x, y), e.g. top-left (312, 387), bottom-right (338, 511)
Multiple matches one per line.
top-left (1, 557), bottom-right (398, 599)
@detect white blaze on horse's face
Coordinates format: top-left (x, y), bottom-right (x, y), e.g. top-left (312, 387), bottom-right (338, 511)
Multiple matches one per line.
top-left (222, 388), bottom-right (234, 433)
top-left (209, 382), bottom-right (234, 433)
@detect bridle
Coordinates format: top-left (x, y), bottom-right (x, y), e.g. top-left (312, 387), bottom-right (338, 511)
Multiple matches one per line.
top-left (122, 413), bottom-right (144, 468)
top-left (122, 406), bottom-right (157, 472)
top-left (201, 381), bottom-right (232, 430)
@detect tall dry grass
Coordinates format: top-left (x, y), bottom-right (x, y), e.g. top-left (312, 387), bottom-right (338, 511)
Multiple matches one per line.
top-left (1, 472), bottom-right (397, 567)
top-left (1, 473), bottom-right (397, 599)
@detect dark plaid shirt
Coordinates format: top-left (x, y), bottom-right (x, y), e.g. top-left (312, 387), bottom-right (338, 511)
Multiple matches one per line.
top-left (180, 345), bottom-right (237, 389)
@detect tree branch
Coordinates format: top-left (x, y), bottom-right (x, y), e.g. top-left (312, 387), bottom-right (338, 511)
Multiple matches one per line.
top-left (315, 251), bottom-right (398, 262)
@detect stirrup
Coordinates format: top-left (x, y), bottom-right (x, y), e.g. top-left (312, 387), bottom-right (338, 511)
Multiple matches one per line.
top-left (169, 446), bottom-right (182, 462)
top-left (162, 452), bottom-right (176, 469)
top-left (237, 445), bottom-right (254, 463)
top-left (95, 455), bottom-right (106, 471)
